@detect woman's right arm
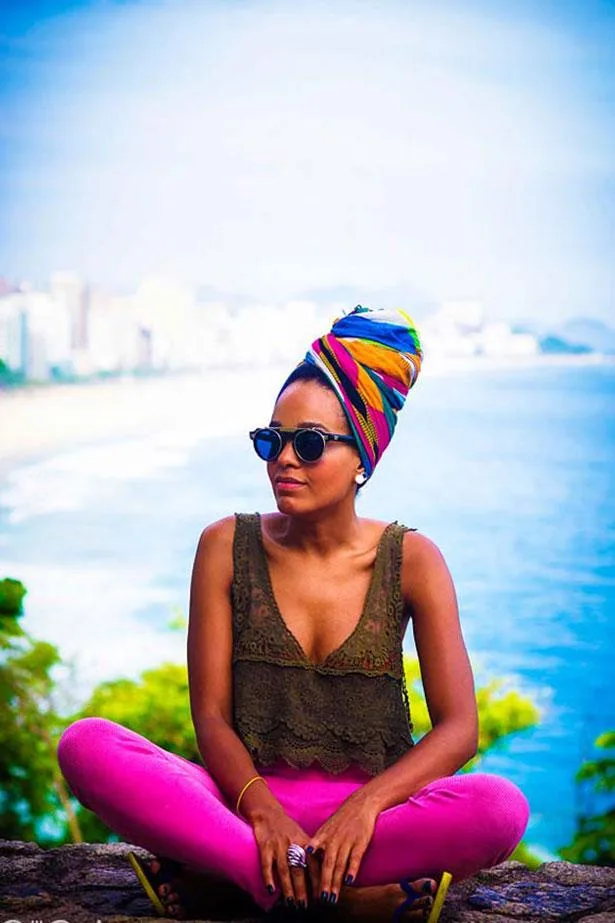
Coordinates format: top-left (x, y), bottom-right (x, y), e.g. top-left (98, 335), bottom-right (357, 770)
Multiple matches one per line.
top-left (187, 517), bottom-right (313, 905)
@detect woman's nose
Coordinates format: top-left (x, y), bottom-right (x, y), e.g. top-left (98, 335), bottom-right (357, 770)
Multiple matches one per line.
top-left (277, 437), bottom-right (301, 465)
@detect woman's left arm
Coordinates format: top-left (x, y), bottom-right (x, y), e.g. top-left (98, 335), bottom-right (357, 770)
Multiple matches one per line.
top-left (355, 530), bottom-right (478, 812)
top-left (309, 532), bottom-right (478, 899)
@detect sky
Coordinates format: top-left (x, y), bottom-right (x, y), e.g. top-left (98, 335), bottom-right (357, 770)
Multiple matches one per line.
top-left (1, 0), bottom-right (614, 323)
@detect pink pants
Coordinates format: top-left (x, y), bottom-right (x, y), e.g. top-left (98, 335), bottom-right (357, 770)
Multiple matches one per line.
top-left (57, 717), bottom-right (529, 912)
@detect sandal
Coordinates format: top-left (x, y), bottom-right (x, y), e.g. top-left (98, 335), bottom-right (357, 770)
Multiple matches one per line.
top-left (393, 871), bottom-right (452, 923)
top-left (127, 851), bottom-right (194, 919)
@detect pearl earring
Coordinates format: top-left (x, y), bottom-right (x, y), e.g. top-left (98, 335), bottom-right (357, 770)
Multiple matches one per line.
top-left (355, 472), bottom-right (367, 486)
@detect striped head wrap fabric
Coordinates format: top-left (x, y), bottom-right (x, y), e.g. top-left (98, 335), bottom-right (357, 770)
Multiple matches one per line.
top-left (294, 305), bottom-right (423, 479)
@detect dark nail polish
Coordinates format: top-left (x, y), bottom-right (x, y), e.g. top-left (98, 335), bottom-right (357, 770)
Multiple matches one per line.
top-left (329, 892), bottom-right (337, 904)
top-left (321, 890), bottom-right (328, 902)
top-left (306, 846), bottom-right (314, 854)
top-left (298, 899), bottom-right (306, 910)
top-left (423, 880), bottom-right (434, 894)
top-left (286, 896), bottom-right (295, 907)
top-left (344, 874), bottom-right (354, 885)
top-left (267, 884), bottom-right (275, 894)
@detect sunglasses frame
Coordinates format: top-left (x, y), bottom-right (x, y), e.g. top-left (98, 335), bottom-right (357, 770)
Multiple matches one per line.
top-left (249, 426), bottom-right (355, 463)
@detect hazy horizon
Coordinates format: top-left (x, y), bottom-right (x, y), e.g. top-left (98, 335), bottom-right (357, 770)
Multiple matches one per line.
top-left (1, 0), bottom-right (613, 324)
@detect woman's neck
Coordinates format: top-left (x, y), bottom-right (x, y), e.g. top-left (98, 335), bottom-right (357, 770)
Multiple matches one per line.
top-left (273, 504), bottom-right (363, 556)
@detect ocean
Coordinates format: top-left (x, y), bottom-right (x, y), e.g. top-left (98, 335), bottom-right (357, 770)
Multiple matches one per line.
top-left (1, 361), bottom-right (614, 856)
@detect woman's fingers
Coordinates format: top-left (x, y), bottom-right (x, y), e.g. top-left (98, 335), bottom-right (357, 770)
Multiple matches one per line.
top-left (329, 844), bottom-right (353, 903)
top-left (342, 841), bottom-right (367, 889)
top-left (259, 843), bottom-right (277, 897)
top-left (289, 865), bottom-right (309, 908)
top-left (275, 846), bottom-right (310, 907)
top-left (317, 842), bottom-right (344, 903)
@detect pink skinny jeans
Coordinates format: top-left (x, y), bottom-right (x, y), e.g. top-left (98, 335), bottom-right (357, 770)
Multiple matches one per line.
top-left (57, 717), bottom-right (529, 912)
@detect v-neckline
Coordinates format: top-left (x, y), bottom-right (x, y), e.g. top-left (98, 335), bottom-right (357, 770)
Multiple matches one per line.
top-left (254, 513), bottom-right (393, 669)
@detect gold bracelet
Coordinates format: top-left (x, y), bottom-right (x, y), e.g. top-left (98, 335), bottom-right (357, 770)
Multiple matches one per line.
top-left (235, 774), bottom-right (267, 816)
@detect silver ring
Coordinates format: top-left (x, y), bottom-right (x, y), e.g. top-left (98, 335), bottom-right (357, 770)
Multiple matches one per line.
top-left (287, 844), bottom-right (307, 868)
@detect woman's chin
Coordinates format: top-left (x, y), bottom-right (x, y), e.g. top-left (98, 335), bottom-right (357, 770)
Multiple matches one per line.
top-left (274, 493), bottom-right (305, 514)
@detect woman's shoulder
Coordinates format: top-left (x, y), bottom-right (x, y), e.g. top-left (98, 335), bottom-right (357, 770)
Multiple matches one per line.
top-left (195, 515), bottom-right (237, 559)
top-left (401, 526), bottom-right (446, 563)
top-left (400, 527), bottom-right (453, 602)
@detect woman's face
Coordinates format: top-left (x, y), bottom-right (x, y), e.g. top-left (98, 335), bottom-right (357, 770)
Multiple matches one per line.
top-left (266, 379), bottom-right (362, 515)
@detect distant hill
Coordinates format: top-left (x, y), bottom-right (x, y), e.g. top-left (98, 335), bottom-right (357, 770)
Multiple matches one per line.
top-left (539, 335), bottom-right (592, 355)
top-left (555, 318), bottom-right (615, 354)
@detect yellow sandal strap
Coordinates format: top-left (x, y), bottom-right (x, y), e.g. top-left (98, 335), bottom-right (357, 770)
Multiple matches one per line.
top-left (127, 851), bottom-right (167, 917)
top-left (426, 871), bottom-right (452, 923)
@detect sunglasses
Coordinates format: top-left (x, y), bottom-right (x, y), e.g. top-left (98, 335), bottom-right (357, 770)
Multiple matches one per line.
top-left (249, 427), bottom-right (355, 463)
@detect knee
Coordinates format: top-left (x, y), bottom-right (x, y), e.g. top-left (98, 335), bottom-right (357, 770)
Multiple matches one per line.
top-left (466, 773), bottom-right (530, 849)
top-left (57, 717), bottom-right (118, 776)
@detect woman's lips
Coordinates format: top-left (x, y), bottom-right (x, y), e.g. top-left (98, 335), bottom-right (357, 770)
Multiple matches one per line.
top-left (275, 478), bottom-right (305, 490)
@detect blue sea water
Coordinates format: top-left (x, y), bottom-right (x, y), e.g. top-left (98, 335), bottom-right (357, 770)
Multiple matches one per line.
top-left (1, 362), bottom-right (614, 855)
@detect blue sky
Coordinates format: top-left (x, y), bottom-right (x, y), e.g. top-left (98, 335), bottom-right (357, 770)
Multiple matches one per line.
top-left (1, 0), bottom-right (613, 323)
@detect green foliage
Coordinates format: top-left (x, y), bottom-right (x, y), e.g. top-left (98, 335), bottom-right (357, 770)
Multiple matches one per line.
top-left (561, 730), bottom-right (615, 866)
top-left (76, 663), bottom-right (198, 759)
top-left (0, 578), bottom-right (69, 843)
top-left (509, 841), bottom-right (542, 870)
top-left (0, 576), bottom-right (27, 620)
top-left (404, 655), bottom-right (540, 770)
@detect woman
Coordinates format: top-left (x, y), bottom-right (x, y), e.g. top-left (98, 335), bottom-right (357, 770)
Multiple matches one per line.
top-left (57, 306), bottom-right (529, 922)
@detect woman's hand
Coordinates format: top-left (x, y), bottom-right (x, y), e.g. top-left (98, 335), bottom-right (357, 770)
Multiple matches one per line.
top-left (306, 791), bottom-right (379, 903)
top-left (250, 804), bottom-right (315, 908)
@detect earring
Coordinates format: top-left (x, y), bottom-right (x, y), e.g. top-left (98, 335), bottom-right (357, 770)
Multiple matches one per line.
top-left (355, 472), bottom-right (367, 486)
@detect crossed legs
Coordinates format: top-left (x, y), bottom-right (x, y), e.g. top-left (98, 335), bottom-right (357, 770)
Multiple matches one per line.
top-left (57, 717), bottom-right (529, 912)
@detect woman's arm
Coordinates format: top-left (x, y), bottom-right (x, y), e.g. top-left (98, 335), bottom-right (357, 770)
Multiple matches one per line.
top-left (348, 530), bottom-right (478, 815)
top-left (188, 518), bottom-right (315, 906)
top-left (306, 532), bottom-right (478, 898)
top-left (187, 516), bottom-right (282, 820)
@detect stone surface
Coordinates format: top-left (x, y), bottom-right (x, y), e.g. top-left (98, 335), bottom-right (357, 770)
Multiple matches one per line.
top-left (1, 840), bottom-right (614, 922)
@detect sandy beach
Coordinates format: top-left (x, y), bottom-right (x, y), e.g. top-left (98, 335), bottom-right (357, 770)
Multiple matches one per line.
top-left (1, 354), bottom-right (612, 473)
top-left (0, 367), bottom-right (286, 474)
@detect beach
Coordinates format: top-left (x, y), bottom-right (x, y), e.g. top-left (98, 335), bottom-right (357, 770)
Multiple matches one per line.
top-left (0, 367), bottom-right (285, 473)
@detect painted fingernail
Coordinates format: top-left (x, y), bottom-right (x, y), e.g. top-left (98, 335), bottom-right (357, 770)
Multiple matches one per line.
top-left (320, 890), bottom-right (328, 902)
top-left (286, 896), bottom-right (295, 907)
top-left (267, 884), bottom-right (275, 894)
top-left (329, 892), bottom-right (337, 904)
top-left (298, 899), bottom-right (306, 910)
top-left (306, 846), bottom-right (314, 854)
top-left (344, 874), bottom-right (354, 885)
top-left (423, 880), bottom-right (434, 894)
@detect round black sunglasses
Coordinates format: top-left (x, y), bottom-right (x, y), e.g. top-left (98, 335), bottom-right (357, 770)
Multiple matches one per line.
top-left (249, 427), bottom-right (355, 463)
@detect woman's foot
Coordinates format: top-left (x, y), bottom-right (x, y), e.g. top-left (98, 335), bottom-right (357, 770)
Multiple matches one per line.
top-left (144, 858), bottom-right (194, 919)
top-left (144, 857), bottom-right (258, 920)
top-left (336, 878), bottom-right (437, 922)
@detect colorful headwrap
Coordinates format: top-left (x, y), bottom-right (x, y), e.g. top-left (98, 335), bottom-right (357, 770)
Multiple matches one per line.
top-left (284, 305), bottom-right (423, 479)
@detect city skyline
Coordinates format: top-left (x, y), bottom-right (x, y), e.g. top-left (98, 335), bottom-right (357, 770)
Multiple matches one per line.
top-left (3, 268), bottom-right (613, 389)
top-left (1, 1), bottom-right (614, 324)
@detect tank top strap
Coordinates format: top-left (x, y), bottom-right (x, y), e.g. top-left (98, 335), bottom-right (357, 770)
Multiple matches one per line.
top-left (363, 520), bottom-right (415, 627)
top-left (231, 512), bottom-right (261, 633)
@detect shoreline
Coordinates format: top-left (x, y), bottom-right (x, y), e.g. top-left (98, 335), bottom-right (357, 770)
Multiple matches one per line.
top-left (1, 354), bottom-right (613, 473)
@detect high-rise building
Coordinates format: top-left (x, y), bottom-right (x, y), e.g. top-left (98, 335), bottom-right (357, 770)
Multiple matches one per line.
top-left (0, 294), bottom-right (29, 374)
top-left (50, 271), bottom-right (89, 350)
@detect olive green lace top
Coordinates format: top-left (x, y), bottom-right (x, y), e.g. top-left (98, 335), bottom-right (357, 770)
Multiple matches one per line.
top-left (231, 513), bottom-right (415, 776)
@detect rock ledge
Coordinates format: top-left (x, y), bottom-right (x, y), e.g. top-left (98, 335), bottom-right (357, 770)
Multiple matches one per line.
top-left (1, 840), bottom-right (614, 922)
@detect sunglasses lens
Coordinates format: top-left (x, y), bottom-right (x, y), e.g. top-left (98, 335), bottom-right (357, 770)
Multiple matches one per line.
top-left (253, 429), bottom-right (281, 461)
top-left (295, 429), bottom-right (325, 462)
